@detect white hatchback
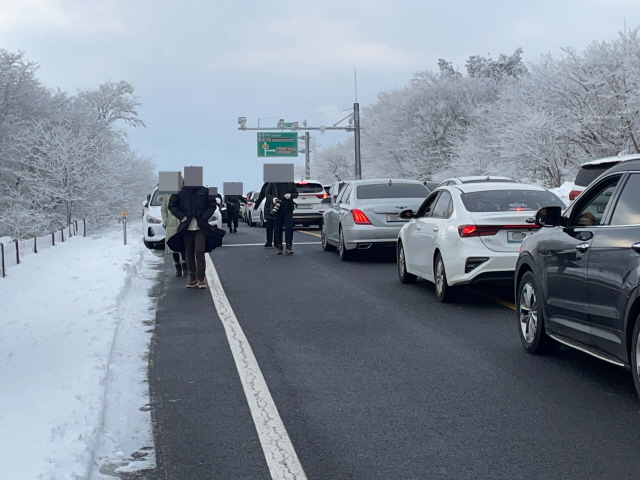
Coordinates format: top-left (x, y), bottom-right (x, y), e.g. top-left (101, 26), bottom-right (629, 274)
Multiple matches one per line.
top-left (396, 183), bottom-right (565, 302)
top-left (142, 187), bottom-right (166, 248)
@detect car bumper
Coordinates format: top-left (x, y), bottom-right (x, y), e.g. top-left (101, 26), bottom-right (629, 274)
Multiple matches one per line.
top-left (343, 224), bottom-right (402, 250)
top-left (144, 224), bottom-right (165, 242)
top-left (446, 248), bottom-right (518, 286)
top-left (293, 212), bottom-right (323, 223)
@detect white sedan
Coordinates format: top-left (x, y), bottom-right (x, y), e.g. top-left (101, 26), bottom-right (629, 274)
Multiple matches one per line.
top-left (396, 183), bottom-right (565, 302)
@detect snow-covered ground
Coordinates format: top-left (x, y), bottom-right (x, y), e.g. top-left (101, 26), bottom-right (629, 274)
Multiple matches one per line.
top-left (0, 225), bottom-right (161, 479)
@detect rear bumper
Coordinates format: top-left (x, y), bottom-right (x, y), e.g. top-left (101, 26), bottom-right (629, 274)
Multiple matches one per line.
top-left (343, 225), bottom-right (401, 250)
top-left (293, 212), bottom-right (323, 223)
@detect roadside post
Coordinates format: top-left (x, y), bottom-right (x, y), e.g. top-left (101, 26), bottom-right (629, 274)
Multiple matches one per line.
top-left (122, 211), bottom-right (128, 245)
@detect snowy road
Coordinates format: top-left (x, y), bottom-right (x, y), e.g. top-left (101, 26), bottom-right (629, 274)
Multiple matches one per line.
top-left (146, 225), bottom-right (640, 479)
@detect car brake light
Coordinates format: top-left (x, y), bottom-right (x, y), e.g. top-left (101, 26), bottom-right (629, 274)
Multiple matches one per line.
top-left (351, 209), bottom-right (372, 225)
top-left (569, 189), bottom-right (581, 201)
top-left (248, 202), bottom-right (253, 207)
top-left (316, 193), bottom-right (328, 199)
top-left (458, 225), bottom-right (500, 237)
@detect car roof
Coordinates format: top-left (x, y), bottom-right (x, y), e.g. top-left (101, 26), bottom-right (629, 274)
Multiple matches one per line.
top-left (296, 179), bottom-right (322, 184)
top-left (450, 182), bottom-right (547, 194)
top-left (450, 175), bottom-right (515, 183)
top-left (581, 153), bottom-right (640, 167)
top-left (345, 179), bottom-right (426, 186)
top-left (605, 159), bottom-right (640, 175)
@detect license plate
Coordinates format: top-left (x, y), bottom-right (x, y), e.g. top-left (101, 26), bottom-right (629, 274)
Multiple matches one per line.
top-left (507, 231), bottom-right (534, 243)
top-left (386, 214), bottom-right (405, 222)
top-left (296, 204), bottom-right (312, 209)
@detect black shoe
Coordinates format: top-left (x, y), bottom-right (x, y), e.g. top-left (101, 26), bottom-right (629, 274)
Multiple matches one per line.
top-left (264, 242), bottom-right (272, 248)
top-left (285, 244), bottom-right (293, 255)
top-left (234, 229), bottom-right (237, 233)
top-left (174, 263), bottom-right (182, 277)
top-left (276, 245), bottom-right (283, 255)
top-left (229, 228), bottom-right (233, 233)
top-left (182, 263), bottom-right (189, 276)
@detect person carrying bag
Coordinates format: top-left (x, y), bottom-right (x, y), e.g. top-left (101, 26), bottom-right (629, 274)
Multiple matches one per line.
top-left (265, 182), bottom-right (298, 255)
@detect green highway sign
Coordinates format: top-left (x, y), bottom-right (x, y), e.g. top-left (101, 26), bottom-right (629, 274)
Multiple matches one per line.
top-left (257, 132), bottom-right (298, 157)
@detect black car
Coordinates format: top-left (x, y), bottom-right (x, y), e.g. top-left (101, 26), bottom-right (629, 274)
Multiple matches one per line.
top-left (516, 159), bottom-right (640, 398)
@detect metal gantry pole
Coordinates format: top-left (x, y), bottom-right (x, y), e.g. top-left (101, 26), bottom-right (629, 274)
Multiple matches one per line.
top-left (354, 102), bottom-right (362, 180)
top-left (305, 131), bottom-right (310, 180)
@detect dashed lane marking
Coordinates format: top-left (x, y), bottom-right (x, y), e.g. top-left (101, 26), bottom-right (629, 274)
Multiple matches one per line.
top-left (469, 288), bottom-right (517, 311)
top-left (299, 230), bottom-right (322, 238)
top-left (221, 242), bottom-right (319, 247)
top-left (205, 254), bottom-right (308, 480)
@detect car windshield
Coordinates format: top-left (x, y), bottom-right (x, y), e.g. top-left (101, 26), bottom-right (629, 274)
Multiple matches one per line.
top-left (574, 163), bottom-right (619, 187)
top-left (461, 190), bottom-right (564, 212)
top-left (150, 190), bottom-right (163, 206)
top-left (356, 183), bottom-right (429, 199)
top-left (296, 183), bottom-right (324, 193)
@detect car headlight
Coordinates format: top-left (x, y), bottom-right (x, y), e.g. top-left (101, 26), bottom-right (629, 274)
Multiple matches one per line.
top-left (146, 214), bottom-right (162, 224)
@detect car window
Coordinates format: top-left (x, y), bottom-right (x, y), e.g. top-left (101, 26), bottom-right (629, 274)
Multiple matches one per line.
top-left (337, 184), bottom-right (352, 204)
top-left (150, 189), bottom-right (163, 206)
top-left (571, 176), bottom-right (620, 227)
top-left (296, 182), bottom-right (324, 193)
top-left (356, 183), bottom-right (429, 199)
top-left (610, 174), bottom-right (640, 226)
top-left (574, 163), bottom-right (619, 187)
top-left (431, 191), bottom-right (453, 219)
top-left (460, 190), bottom-right (564, 212)
top-left (416, 192), bottom-right (440, 217)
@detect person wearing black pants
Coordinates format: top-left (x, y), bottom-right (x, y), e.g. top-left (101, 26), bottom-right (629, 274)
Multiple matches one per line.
top-left (254, 182), bottom-right (275, 248)
top-left (265, 182), bottom-right (298, 255)
top-left (224, 194), bottom-right (244, 233)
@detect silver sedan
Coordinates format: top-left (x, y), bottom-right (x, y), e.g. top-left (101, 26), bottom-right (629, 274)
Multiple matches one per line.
top-left (321, 179), bottom-right (430, 260)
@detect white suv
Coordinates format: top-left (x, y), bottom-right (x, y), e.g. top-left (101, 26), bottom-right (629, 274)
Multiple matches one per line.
top-left (142, 187), bottom-right (166, 248)
top-left (294, 180), bottom-right (328, 228)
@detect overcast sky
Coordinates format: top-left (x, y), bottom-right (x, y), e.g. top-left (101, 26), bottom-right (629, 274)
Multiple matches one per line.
top-left (0, 0), bottom-right (637, 191)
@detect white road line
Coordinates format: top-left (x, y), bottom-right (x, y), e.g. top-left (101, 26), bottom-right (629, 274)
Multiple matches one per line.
top-left (205, 254), bottom-right (308, 480)
top-left (221, 242), bottom-right (319, 247)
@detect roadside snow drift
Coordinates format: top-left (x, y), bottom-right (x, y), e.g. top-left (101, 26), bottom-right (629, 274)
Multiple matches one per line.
top-left (0, 227), bottom-right (161, 479)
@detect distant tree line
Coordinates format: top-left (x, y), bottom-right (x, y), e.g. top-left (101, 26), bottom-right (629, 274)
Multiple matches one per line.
top-left (0, 49), bottom-right (156, 239)
top-left (312, 28), bottom-right (640, 188)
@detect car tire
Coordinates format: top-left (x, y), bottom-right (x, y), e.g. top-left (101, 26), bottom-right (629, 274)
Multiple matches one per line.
top-left (321, 226), bottom-right (337, 252)
top-left (397, 241), bottom-right (417, 284)
top-left (434, 253), bottom-right (454, 302)
top-left (630, 316), bottom-right (640, 400)
top-left (248, 215), bottom-right (253, 227)
top-left (517, 271), bottom-right (560, 355)
top-left (144, 240), bottom-right (153, 249)
top-left (338, 227), bottom-right (353, 261)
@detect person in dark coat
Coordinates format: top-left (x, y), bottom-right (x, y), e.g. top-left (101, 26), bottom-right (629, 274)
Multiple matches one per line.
top-left (254, 182), bottom-right (274, 248)
top-left (265, 182), bottom-right (298, 255)
top-left (223, 194), bottom-right (245, 233)
top-left (168, 186), bottom-right (224, 288)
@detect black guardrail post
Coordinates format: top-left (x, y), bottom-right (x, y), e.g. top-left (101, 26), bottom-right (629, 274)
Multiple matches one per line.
top-left (0, 243), bottom-right (4, 277)
top-left (15, 239), bottom-right (19, 264)
top-left (34, 235), bottom-right (37, 254)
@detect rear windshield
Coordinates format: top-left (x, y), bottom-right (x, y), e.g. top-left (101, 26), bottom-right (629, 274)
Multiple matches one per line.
top-left (296, 183), bottom-right (324, 194)
top-left (574, 163), bottom-right (619, 187)
top-left (356, 183), bottom-right (429, 199)
top-left (461, 190), bottom-right (564, 212)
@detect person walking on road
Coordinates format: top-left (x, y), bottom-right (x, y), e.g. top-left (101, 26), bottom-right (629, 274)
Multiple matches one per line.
top-left (160, 193), bottom-right (188, 277)
top-left (168, 186), bottom-right (224, 288)
top-left (223, 194), bottom-right (244, 233)
top-left (266, 181), bottom-right (298, 255)
top-left (254, 182), bottom-right (274, 248)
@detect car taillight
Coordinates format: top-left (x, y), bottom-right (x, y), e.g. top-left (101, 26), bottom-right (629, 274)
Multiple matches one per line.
top-left (316, 193), bottom-right (328, 199)
top-left (569, 189), bottom-right (581, 201)
top-left (351, 209), bottom-right (372, 225)
top-left (248, 202), bottom-right (253, 207)
top-left (458, 225), bottom-right (500, 237)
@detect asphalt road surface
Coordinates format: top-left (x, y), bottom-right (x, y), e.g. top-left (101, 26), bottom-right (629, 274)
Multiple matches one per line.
top-left (144, 223), bottom-right (640, 480)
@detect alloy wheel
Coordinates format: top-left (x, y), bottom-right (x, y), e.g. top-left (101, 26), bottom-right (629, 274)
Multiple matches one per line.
top-left (519, 281), bottom-right (538, 344)
top-left (435, 258), bottom-right (444, 296)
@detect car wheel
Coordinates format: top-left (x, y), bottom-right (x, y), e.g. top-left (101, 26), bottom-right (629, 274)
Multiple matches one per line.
top-left (517, 271), bottom-right (560, 355)
top-left (434, 253), bottom-right (454, 302)
top-left (631, 316), bottom-right (640, 400)
top-left (248, 215), bottom-right (253, 227)
top-left (144, 240), bottom-right (153, 249)
top-left (322, 226), bottom-right (337, 252)
top-left (338, 227), bottom-right (353, 261)
top-left (397, 241), bottom-right (417, 284)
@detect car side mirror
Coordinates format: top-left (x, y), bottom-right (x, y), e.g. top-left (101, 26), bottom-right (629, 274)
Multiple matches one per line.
top-left (146, 193), bottom-right (151, 201)
top-left (399, 209), bottom-right (415, 220)
top-left (321, 197), bottom-right (331, 204)
top-left (142, 200), bottom-right (149, 208)
top-left (536, 206), bottom-right (563, 227)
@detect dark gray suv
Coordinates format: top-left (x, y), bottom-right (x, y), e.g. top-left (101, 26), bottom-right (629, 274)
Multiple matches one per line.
top-left (515, 159), bottom-right (640, 399)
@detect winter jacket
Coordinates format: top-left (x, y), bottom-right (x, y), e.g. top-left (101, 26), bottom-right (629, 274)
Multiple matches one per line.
top-left (167, 186), bottom-right (225, 253)
top-left (160, 193), bottom-right (181, 254)
top-left (265, 182), bottom-right (299, 217)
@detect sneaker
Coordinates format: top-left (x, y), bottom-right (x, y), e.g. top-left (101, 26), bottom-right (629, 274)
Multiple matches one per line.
top-left (285, 244), bottom-right (293, 255)
top-left (276, 245), bottom-right (283, 255)
top-left (264, 242), bottom-right (272, 248)
top-left (197, 279), bottom-right (206, 289)
top-left (187, 280), bottom-right (198, 288)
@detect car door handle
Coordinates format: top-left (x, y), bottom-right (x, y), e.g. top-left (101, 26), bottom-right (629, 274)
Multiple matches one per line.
top-left (576, 243), bottom-right (590, 253)
top-left (632, 242), bottom-right (640, 253)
